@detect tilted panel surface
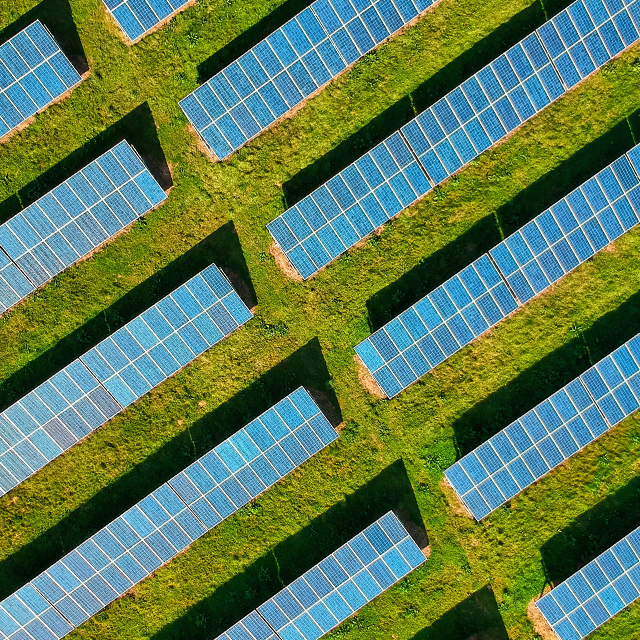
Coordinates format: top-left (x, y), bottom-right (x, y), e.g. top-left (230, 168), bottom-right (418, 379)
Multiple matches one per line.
top-left (0, 247), bottom-right (34, 315)
top-left (180, 0), bottom-right (439, 160)
top-left (268, 0), bottom-right (640, 279)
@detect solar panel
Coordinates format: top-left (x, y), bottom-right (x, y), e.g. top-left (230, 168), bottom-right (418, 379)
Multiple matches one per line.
top-left (214, 511), bottom-right (426, 640)
top-left (0, 20), bottom-right (82, 140)
top-left (0, 141), bottom-right (167, 316)
top-left (268, 0), bottom-right (640, 279)
top-left (354, 143), bottom-right (640, 398)
top-left (0, 247), bottom-right (34, 315)
top-left (444, 333), bottom-right (640, 520)
top-left (0, 388), bottom-right (336, 638)
top-left (102, 0), bottom-right (193, 43)
top-left (537, 525), bottom-right (640, 640)
top-left (179, 0), bottom-right (440, 160)
top-left (0, 264), bottom-right (252, 498)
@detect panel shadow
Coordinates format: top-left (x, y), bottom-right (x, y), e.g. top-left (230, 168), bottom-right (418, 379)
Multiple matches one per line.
top-left (196, 0), bottom-right (315, 84)
top-left (282, 1), bottom-right (546, 208)
top-left (0, 102), bottom-right (171, 225)
top-left (451, 288), bottom-right (640, 458)
top-left (0, 221), bottom-right (253, 411)
top-left (0, 0), bottom-right (88, 74)
top-left (541, 473), bottom-right (640, 586)
top-left (410, 585), bottom-right (508, 640)
top-left (149, 459), bottom-right (424, 640)
top-left (0, 337), bottom-right (341, 600)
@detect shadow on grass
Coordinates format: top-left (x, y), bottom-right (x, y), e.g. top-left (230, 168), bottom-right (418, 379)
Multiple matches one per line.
top-left (149, 459), bottom-right (423, 640)
top-left (0, 102), bottom-right (171, 225)
top-left (365, 115), bottom-right (638, 331)
top-left (0, 221), bottom-right (253, 411)
top-left (196, 0), bottom-right (315, 83)
top-left (0, 338), bottom-right (342, 600)
top-left (0, 0), bottom-right (88, 75)
top-left (452, 287), bottom-right (640, 458)
top-left (410, 585), bottom-right (508, 640)
top-left (541, 473), bottom-right (640, 586)
top-left (282, 1), bottom-right (546, 208)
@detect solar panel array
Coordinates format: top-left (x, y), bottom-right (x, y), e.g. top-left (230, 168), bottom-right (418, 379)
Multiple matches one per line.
top-left (0, 389), bottom-right (336, 639)
top-left (354, 144), bottom-right (640, 398)
top-left (180, 0), bottom-right (439, 161)
top-left (444, 333), bottom-right (640, 521)
top-left (268, 0), bottom-right (640, 279)
top-left (214, 511), bottom-right (426, 640)
top-left (0, 264), bottom-right (252, 498)
top-left (102, 0), bottom-right (193, 43)
top-left (537, 526), bottom-right (640, 640)
top-left (0, 141), bottom-right (167, 316)
top-left (0, 21), bottom-right (82, 140)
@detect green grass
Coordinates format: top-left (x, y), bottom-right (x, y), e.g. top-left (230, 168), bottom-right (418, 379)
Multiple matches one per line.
top-left (2, 0), bottom-right (640, 638)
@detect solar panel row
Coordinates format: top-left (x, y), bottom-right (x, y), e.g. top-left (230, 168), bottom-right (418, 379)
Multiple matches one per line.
top-left (102, 0), bottom-right (192, 43)
top-left (354, 143), bottom-right (640, 398)
top-left (537, 526), bottom-right (640, 640)
top-left (180, 0), bottom-right (439, 161)
top-left (214, 511), bottom-right (426, 640)
top-left (268, 0), bottom-right (640, 279)
top-left (0, 141), bottom-right (167, 316)
top-left (0, 389), bottom-right (337, 640)
top-left (0, 264), bottom-right (252, 498)
top-left (0, 20), bottom-right (82, 140)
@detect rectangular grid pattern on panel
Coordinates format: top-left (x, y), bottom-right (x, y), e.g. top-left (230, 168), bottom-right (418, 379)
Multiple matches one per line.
top-left (0, 247), bottom-right (34, 315)
top-left (444, 334), bottom-right (640, 521)
top-left (0, 388), bottom-right (336, 639)
top-left (491, 148), bottom-right (640, 304)
top-left (0, 20), bottom-right (82, 139)
top-left (0, 141), bottom-right (167, 299)
top-left (267, 0), bottom-right (640, 280)
top-left (179, 0), bottom-right (437, 161)
top-left (214, 512), bottom-right (426, 640)
top-left (354, 255), bottom-right (518, 398)
top-left (79, 264), bottom-right (253, 409)
top-left (537, 526), bottom-right (640, 640)
top-left (102, 0), bottom-right (192, 43)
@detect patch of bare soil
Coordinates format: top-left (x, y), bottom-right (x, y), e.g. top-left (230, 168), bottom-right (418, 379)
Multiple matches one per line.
top-left (354, 354), bottom-right (385, 398)
top-left (270, 242), bottom-right (303, 282)
top-left (528, 589), bottom-right (558, 640)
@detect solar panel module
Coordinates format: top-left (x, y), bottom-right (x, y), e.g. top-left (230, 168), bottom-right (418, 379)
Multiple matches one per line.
top-left (0, 389), bottom-right (337, 639)
top-left (0, 263), bottom-right (253, 498)
top-left (0, 20), bottom-right (82, 140)
top-left (354, 143), bottom-right (640, 398)
top-left (180, 0), bottom-right (441, 161)
top-left (0, 141), bottom-right (167, 317)
top-left (268, 0), bottom-right (640, 280)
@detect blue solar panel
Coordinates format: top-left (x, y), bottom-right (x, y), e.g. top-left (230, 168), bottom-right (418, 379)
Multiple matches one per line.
top-left (0, 389), bottom-right (336, 639)
top-left (0, 247), bottom-right (34, 315)
top-left (103, 0), bottom-right (193, 43)
top-left (214, 511), bottom-right (426, 640)
top-left (444, 334), bottom-right (640, 520)
top-left (268, 0), bottom-right (640, 279)
top-left (180, 0), bottom-right (439, 160)
top-left (0, 21), bottom-right (82, 140)
top-left (354, 255), bottom-right (518, 397)
top-left (537, 525), bottom-right (640, 640)
top-left (0, 264), bottom-right (252, 498)
top-left (0, 141), bottom-right (167, 316)
top-left (354, 144), bottom-right (640, 398)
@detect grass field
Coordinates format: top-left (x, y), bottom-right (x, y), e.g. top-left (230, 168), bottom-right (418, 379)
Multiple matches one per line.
top-left (2, 0), bottom-right (640, 638)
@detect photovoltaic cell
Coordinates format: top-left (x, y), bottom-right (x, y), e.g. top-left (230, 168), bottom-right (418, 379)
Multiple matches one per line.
top-left (213, 511), bottom-right (426, 640)
top-left (268, 0), bottom-right (640, 279)
top-left (180, 0), bottom-right (440, 160)
top-left (102, 0), bottom-right (193, 43)
top-left (354, 144), bottom-right (640, 397)
top-left (537, 525), bottom-right (640, 640)
top-left (0, 141), bottom-right (167, 316)
top-left (0, 20), bottom-right (82, 140)
top-left (0, 389), bottom-right (336, 639)
top-left (444, 333), bottom-right (640, 520)
top-left (0, 264), bottom-right (252, 498)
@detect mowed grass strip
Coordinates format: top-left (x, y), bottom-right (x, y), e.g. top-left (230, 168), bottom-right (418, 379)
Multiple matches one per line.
top-left (1, 0), bottom-right (640, 639)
